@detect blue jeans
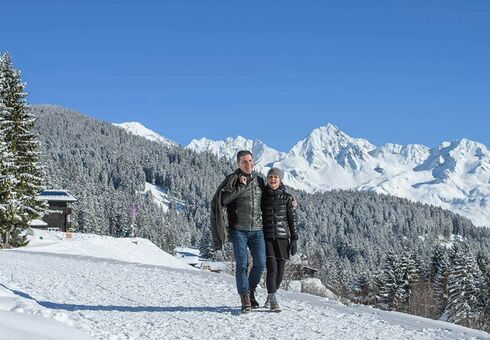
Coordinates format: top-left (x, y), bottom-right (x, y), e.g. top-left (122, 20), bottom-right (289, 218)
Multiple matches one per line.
top-left (231, 229), bottom-right (266, 295)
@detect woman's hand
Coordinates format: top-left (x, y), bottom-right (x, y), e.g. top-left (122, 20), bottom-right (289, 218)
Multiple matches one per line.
top-left (292, 197), bottom-right (298, 209)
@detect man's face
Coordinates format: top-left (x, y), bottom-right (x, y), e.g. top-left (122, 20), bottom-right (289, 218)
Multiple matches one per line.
top-left (267, 174), bottom-right (281, 190)
top-left (238, 154), bottom-right (254, 175)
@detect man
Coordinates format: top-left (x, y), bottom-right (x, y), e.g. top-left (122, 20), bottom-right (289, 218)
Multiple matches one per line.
top-left (210, 150), bottom-right (266, 313)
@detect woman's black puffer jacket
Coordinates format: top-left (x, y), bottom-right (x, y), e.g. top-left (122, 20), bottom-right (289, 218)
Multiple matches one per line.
top-left (261, 184), bottom-right (297, 240)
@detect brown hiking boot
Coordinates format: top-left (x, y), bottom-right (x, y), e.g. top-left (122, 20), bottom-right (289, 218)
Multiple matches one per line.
top-left (249, 288), bottom-right (260, 309)
top-left (240, 294), bottom-right (252, 313)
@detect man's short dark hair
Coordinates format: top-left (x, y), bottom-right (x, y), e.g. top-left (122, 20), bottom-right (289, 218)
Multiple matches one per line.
top-left (237, 150), bottom-right (253, 163)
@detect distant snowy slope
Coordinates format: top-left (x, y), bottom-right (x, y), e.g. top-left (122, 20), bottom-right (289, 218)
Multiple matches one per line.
top-left (1, 235), bottom-right (488, 339)
top-left (113, 121), bottom-right (178, 147)
top-left (142, 182), bottom-right (187, 213)
top-left (143, 182), bottom-right (171, 213)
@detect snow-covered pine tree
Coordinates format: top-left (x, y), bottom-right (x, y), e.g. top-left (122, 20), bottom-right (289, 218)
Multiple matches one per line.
top-left (372, 269), bottom-right (384, 306)
top-left (349, 271), bottom-right (375, 305)
top-left (0, 103), bottom-right (21, 245)
top-left (407, 252), bottom-right (429, 317)
top-left (446, 244), bottom-right (483, 328)
top-left (476, 252), bottom-right (490, 331)
top-left (393, 251), bottom-right (420, 313)
top-left (429, 244), bottom-right (449, 319)
top-left (378, 251), bottom-right (399, 310)
top-left (199, 227), bottom-right (214, 259)
top-left (0, 53), bottom-right (46, 246)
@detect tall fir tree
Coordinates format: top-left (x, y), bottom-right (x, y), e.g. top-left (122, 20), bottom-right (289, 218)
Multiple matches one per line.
top-left (378, 251), bottom-right (399, 310)
top-left (446, 244), bottom-right (483, 328)
top-left (429, 244), bottom-right (449, 318)
top-left (393, 251), bottom-right (421, 313)
top-left (476, 252), bottom-right (490, 331)
top-left (349, 271), bottom-right (375, 305)
top-left (0, 53), bottom-right (46, 246)
top-left (0, 103), bottom-right (21, 245)
top-left (406, 252), bottom-right (427, 316)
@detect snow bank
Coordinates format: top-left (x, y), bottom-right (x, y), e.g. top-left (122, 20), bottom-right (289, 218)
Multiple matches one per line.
top-left (18, 229), bottom-right (195, 270)
top-left (0, 285), bottom-right (92, 339)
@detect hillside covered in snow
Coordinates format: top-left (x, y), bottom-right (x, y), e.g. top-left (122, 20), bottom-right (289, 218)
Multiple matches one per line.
top-left (1, 230), bottom-right (489, 339)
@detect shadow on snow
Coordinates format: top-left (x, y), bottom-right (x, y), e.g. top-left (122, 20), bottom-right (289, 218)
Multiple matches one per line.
top-left (1, 283), bottom-right (241, 315)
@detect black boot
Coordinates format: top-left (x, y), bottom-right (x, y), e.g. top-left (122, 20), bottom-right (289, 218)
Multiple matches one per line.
top-left (264, 294), bottom-right (271, 309)
top-left (249, 288), bottom-right (260, 309)
top-left (269, 293), bottom-right (282, 313)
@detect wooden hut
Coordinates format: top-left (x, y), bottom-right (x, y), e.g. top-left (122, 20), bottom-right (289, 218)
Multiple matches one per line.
top-left (36, 190), bottom-right (77, 232)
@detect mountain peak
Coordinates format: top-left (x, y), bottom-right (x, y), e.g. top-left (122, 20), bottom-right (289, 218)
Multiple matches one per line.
top-left (113, 121), bottom-right (178, 147)
top-left (186, 136), bottom-right (283, 166)
top-left (118, 121), bottom-right (144, 129)
top-left (286, 123), bottom-right (375, 170)
top-left (311, 123), bottom-right (343, 139)
top-left (308, 124), bottom-right (376, 149)
top-left (322, 122), bottom-right (341, 133)
top-left (414, 137), bottom-right (490, 181)
top-left (435, 138), bottom-right (490, 161)
top-left (451, 138), bottom-right (488, 153)
top-left (234, 135), bottom-right (249, 143)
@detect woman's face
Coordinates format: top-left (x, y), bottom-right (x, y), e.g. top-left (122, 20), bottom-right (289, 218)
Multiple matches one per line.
top-left (267, 175), bottom-right (281, 190)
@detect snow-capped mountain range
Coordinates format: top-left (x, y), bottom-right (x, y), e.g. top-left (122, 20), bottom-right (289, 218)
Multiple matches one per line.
top-left (115, 122), bottom-right (490, 227)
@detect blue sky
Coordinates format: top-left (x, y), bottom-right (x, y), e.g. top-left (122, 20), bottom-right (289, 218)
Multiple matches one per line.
top-left (1, 0), bottom-right (489, 150)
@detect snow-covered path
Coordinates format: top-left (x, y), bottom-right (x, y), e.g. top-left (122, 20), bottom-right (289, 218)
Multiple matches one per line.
top-left (1, 250), bottom-right (488, 340)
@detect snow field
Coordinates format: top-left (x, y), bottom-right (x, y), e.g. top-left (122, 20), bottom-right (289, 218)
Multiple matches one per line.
top-left (1, 249), bottom-right (489, 340)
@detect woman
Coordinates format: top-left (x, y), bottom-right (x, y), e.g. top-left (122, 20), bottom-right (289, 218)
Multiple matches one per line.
top-left (261, 167), bottom-right (298, 312)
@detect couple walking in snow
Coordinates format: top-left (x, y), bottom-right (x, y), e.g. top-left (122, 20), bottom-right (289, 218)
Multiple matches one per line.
top-left (211, 150), bottom-right (298, 313)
